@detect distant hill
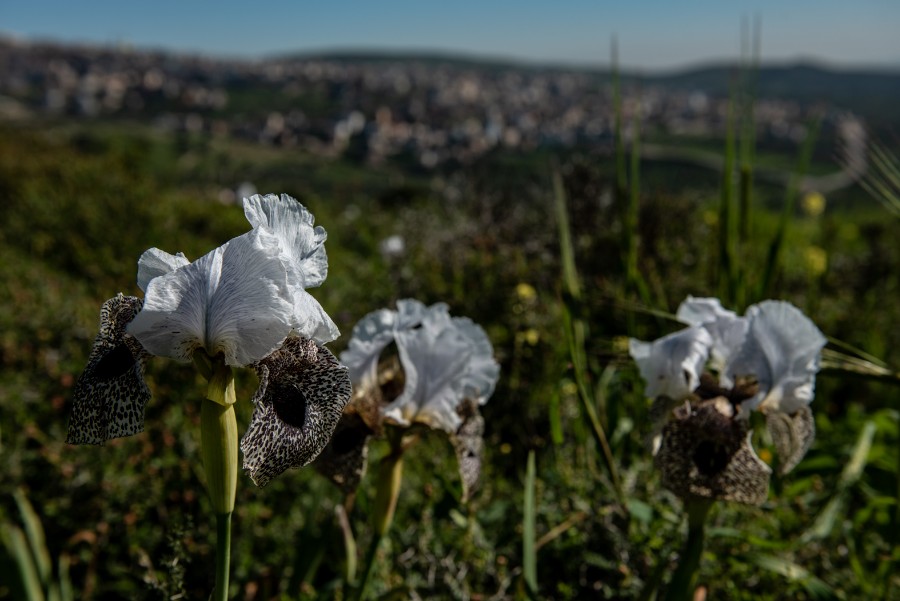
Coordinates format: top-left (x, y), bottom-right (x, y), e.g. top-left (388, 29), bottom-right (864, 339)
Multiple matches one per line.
top-left (648, 63), bottom-right (900, 127)
top-left (295, 51), bottom-right (900, 128)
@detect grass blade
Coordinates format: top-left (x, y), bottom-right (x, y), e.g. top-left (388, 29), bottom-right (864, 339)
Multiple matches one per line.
top-left (758, 115), bottom-right (821, 299)
top-left (752, 554), bottom-right (837, 600)
top-left (802, 421), bottom-right (875, 542)
top-left (13, 489), bottom-right (52, 591)
top-left (523, 450), bottom-right (537, 594)
top-left (1, 524), bottom-right (46, 601)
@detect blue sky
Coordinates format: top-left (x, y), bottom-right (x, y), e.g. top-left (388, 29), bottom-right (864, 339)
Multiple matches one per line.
top-left (2, 0), bottom-right (898, 71)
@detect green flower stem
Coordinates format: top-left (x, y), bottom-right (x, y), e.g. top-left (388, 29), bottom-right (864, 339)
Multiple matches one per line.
top-left (201, 357), bottom-right (238, 601)
top-left (666, 499), bottom-right (713, 601)
top-left (356, 443), bottom-right (405, 601)
top-left (214, 511), bottom-right (233, 601)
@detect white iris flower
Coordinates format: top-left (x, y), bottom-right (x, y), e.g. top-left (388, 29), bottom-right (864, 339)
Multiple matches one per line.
top-left (68, 194), bottom-right (350, 486)
top-left (340, 299), bottom-right (500, 433)
top-left (629, 297), bottom-right (827, 501)
top-left (630, 297), bottom-right (826, 413)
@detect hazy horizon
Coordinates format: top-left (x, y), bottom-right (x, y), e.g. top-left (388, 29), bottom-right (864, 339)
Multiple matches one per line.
top-left (2, 0), bottom-right (899, 72)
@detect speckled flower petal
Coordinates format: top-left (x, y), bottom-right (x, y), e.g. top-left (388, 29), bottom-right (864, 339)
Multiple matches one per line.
top-left (629, 326), bottom-right (713, 400)
top-left (676, 296), bottom-right (748, 379)
top-left (136, 248), bottom-right (189, 292)
top-left (68, 295), bottom-right (152, 445)
top-left (241, 336), bottom-right (352, 487)
top-left (766, 405), bottom-right (815, 475)
top-left (243, 193), bottom-right (328, 288)
top-left (451, 399), bottom-right (485, 503)
top-left (128, 228), bottom-right (295, 366)
top-left (728, 300), bottom-right (826, 414)
top-left (655, 398), bottom-right (771, 505)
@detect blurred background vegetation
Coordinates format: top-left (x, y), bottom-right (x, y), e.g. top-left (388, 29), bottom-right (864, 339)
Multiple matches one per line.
top-left (1, 40), bottom-right (900, 600)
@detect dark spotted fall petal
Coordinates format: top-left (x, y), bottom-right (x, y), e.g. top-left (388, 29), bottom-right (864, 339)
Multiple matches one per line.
top-left (67, 294), bottom-right (152, 445)
top-left (655, 397), bottom-right (772, 505)
top-left (241, 336), bottom-right (352, 487)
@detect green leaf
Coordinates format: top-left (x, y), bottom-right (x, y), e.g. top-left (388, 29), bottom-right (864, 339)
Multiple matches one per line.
top-left (523, 450), bottom-right (537, 594)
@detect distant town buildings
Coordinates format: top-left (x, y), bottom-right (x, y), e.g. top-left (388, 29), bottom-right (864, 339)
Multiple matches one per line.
top-left (0, 37), bottom-right (866, 171)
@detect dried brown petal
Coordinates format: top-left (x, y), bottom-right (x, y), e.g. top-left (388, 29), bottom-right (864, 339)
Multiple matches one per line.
top-left (766, 405), bottom-right (815, 475)
top-left (451, 398), bottom-right (485, 503)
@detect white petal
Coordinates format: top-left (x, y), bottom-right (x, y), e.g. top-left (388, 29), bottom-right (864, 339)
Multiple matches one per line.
top-left (453, 317), bottom-right (500, 404)
top-left (243, 193), bottom-right (329, 288)
top-left (386, 319), bottom-right (473, 432)
top-left (136, 248), bottom-right (189, 292)
top-left (394, 298), bottom-right (431, 328)
top-left (338, 298), bottom-right (430, 387)
top-left (384, 303), bottom-right (498, 433)
top-left (676, 296), bottom-right (748, 379)
top-left (290, 287), bottom-right (340, 344)
top-left (629, 326), bottom-right (713, 400)
top-left (128, 228), bottom-right (295, 366)
top-left (339, 308), bottom-right (400, 387)
top-left (728, 300), bottom-right (826, 414)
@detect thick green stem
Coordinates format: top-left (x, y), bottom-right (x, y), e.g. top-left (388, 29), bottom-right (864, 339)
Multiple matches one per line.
top-left (201, 357), bottom-right (238, 601)
top-left (666, 499), bottom-right (713, 601)
top-left (213, 512), bottom-right (233, 601)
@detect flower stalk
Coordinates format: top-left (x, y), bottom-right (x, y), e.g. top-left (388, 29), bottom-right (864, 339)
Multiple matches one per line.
top-left (357, 432), bottom-right (406, 601)
top-left (201, 357), bottom-right (238, 600)
top-left (666, 499), bottom-right (713, 601)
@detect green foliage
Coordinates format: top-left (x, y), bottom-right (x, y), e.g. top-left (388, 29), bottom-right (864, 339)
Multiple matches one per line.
top-left (0, 118), bottom-right (898, 601)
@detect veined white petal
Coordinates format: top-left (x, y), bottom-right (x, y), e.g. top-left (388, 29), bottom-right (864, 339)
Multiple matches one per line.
top-left (341, 299), bottom-right (498, 434)
top-left (339, 299), bottom-right (430, 387)
top-left (629, 326), bottom-right (713, 400)
top-left (728, 300), bottom-right (826, 414)
top-left (676, 296), bottom-right (748, 380)
top-left (136, 248), bottom-right (189, 292)
top-left (339, 308), bottom-right (400, 387)
top-left (384, 304), bottom-right (499, 433)
top-left (243, 193), bottom-right (329, 288)
top-left (128, 228), bottom-right (295, 366)
top-left (386, 311), bottom-right (474, 432)
top-left (290, 287), bottom-right (340, 344)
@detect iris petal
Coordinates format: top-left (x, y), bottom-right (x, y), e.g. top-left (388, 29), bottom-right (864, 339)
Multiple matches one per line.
top-left (727, 300), bottom-right (826, 414)
top-left (384, 303), bottom-right (500, 433)
top-left (68, 295), bottom-right (151, 445)
top-left (629, 326), bottom-right (713, 400)
top-left (451, 399), bottom-right (485, 502)
top-left (339, 299), bottom-right (429, 388)
top-left (676, 296), bottom-right (748, 379)
top-left (655, 398), bottom-right (772, 505)
top-left (136, 248), bottom-right (189, 292)
top-left (243, 193), bottom-right (328, 289)
top-left (128, 228), bottom-right (295, 366)
top-left (241, 336), bottom-right (352, 487)
top-left (387, 306), bottom-right (474, 431)
top-left (766, 405), bottom-right (815, 475)
top-left (314, 411), bottom-right (374, 494)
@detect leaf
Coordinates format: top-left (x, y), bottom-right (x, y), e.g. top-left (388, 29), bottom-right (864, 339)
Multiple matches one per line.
top-left (523, 450), bottom-right (537, 594)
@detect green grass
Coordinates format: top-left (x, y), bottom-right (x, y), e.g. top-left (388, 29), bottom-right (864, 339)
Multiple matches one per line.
top-left (0, 120), bottom-right (898, 600)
